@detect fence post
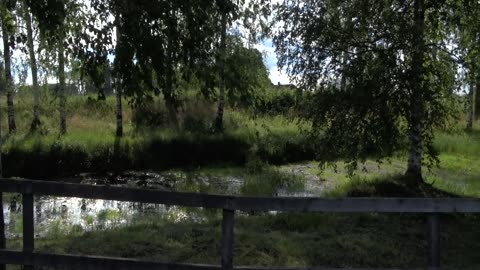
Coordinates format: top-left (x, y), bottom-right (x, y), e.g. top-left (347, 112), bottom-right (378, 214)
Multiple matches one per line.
top-left (0, 192), bottom-right (5, 270)
top-left (23, 185), bottom-right (34, 270)
top-left (428, 214), bottom-right (440, 270)
top-left (221, 209), bottom-right (235, 270)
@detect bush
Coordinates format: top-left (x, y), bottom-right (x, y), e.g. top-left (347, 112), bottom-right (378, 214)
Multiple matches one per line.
top-left (132, 100), bottom-right (169, 128)
top-left (132, 98), bottom-right (216, 134)
top-left (254, 88), bottom-right (298, 115)
top-left (180, 100), bottom-right (216, 134)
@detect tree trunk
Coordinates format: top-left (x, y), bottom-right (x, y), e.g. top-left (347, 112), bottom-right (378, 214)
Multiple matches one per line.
top-left (115, 85), bottom-right (123, 137)
top-left (0, 59), bottom-right (4, 269)
top-left (58, 37), bottom-right (67, 135)
top-left (476, 80), bottom-right (480, 120)
top-left (405, 0), bottom-right (426, 183)
top-left (467, 79), bottom-right (475, 131)
top-left (2, 22), bottom-right (16, 133)
top-left (102, 64), bottom-right (113, 98)
top-left (214, 9), bottom-right (227, 132)
top-left (340, 52), bottom-right (348, 91)
top-left (0, 30), bottom-right (5, 266)
top-left (24, 6), bottom-right (41, 131)
top-left (115, 25), bottom-right (123, 137)
top-left (164, 8), bottom-right (179, 129)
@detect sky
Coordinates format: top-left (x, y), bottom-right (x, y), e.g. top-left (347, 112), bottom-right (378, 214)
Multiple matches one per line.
top-left (2, 38), bottom-right (290, 86)
top-left (1, 0), bottom-right (291, 86)
top-left (255, 39), bottom-right (291, 85)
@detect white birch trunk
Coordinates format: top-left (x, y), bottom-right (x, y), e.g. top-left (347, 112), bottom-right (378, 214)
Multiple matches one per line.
top-left (214, 9), bottom-right (227, 132)
top-left (115, 24), bottom-right (123, 137)
top-left (2, 21), bottom-right (16, 132)
top-left (406, 0), bottom-right (426, 182)
top-left (58, 37), bottom-right (67, 134)
top-left (24, 6), bottom-right (41, 130)
top-left (467, 79), bottom-right (475, 130)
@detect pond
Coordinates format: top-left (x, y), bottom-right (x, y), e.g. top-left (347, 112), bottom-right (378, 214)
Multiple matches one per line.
top-left (2, 165), bottom-right (328, 238)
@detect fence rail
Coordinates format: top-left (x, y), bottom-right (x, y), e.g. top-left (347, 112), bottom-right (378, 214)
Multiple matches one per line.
top-left (0, 178), bottom-right (478, 270)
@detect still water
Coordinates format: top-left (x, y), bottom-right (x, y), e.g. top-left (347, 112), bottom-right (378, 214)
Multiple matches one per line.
top-left (2, 171), bottom-right (243, 238)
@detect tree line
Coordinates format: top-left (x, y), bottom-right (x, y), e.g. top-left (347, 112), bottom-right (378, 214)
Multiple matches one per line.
top-left (0, 0), bottom-right (271, 135)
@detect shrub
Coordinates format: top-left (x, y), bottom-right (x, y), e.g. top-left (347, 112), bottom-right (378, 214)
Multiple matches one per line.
top-left (132, 100), bottom-right (169, 128)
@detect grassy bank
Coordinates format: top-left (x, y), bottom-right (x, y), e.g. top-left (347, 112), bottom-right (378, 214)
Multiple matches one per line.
top-left (0, 94), bottom-right (313, 178)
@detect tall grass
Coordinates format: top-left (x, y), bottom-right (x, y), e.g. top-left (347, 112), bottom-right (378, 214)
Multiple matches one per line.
top-left (433, 129), bottom-right (480, 158)
top-left (0, 92), bottom-right (313, 177)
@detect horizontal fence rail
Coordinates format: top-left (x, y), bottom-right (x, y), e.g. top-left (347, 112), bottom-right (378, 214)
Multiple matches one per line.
top-left (0, 178), bottom-right (480, 213)
top-left (0, 178), bottom-right (478, 270)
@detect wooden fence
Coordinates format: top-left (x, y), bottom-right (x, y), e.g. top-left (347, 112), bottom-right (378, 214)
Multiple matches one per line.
top-left (0, 178), bottom-right (478, 270)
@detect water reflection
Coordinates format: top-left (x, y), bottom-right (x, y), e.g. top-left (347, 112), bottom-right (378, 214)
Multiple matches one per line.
top-left (2, 171), bottom-right (242, 238)
top-left (1, 168), bottom-right (319, 238)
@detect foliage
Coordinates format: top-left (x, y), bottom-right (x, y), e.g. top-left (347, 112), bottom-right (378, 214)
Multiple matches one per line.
top-left (223, 36), bottom-right (271, 107)
top-left (0, 94), bottom-right (316, 178)
top-left (272, 0), bottom-right (460, 178)
top-left (132, 98), bottom-right (216, 134)
top-left (253, 86), bottom-right (301, 116)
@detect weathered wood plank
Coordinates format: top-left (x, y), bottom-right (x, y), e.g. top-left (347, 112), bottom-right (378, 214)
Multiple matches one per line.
top-left (234, 266), bottom-right (408, 270)
top-left (0, 250), bottom-right (408, 270)
top-left (221, 209), bottom-right (235, 270)
top-left (22, 193), bottom-right (34, 253)
top-left (0, 193), bottom-right (5, 270)
top-left (0, 179), bottom-right (479, 213)
top-left (0, 250), bottom-right (219, 270)
top-left (22, 190), bottom-right (34, 270)
top-left (0, 178), bottom-right (230, 209)
top-left (427, 214), bottom-right (440, 270)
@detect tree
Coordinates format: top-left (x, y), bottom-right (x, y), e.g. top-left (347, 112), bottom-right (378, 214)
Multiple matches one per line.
top-left (58, 29), bottom-right (66, 134)
top-left (273, 0), bottom-right (459, 182)
top-left (86, 1), bottom-right (222, 125)
top-left (1, 2), bottom-right (17, 132)
top-left (466, 81), bottom-right (475, 130)
top-left (22, 2), bottom-right (41, 131)
top-left (86, 0), bottom-right (269, 132)
top-left (0, 46), bottom-right (4, 270)
top-left (213, 2), bottom-right (227, 132)
top-left (224, 38), bottom-right (270, 107)
top-left (27, 0), bottom-right (88, 135)
top-left (454, 0), bottom-right (480, 130)
top-left (114, 22), bottom-right (123, 137)
top-left (210, 0), bottom-right (271, 131)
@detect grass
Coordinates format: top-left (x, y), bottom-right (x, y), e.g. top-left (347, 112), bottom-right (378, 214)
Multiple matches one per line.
top-left (0, 93), bottom-right (313, 178)
top-left (5, 211), bottom-right (480, 269)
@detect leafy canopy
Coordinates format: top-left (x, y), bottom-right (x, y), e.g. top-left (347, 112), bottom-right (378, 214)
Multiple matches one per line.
top-left (273, 0), bottom-right (459, 171)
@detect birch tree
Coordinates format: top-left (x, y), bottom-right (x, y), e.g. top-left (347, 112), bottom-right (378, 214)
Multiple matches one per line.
top-left (1, 2), bottom-right (16, 132)
top-left (273, 0), bottom-right (460, 183)
top-left (114, 22), bottom-right (122, 137)
top-left (22, 2), bottom-right (41, 130)
top-left (58, 29), bottom-right (66, 134)
top-left (213, 2), bottom-right (228, 132)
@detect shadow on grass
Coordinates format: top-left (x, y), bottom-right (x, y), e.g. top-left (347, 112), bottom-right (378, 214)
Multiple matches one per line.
top-left (343, 174), bottom-right (459, 198)
top-left (21, 209), bottom-right (480, 270)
